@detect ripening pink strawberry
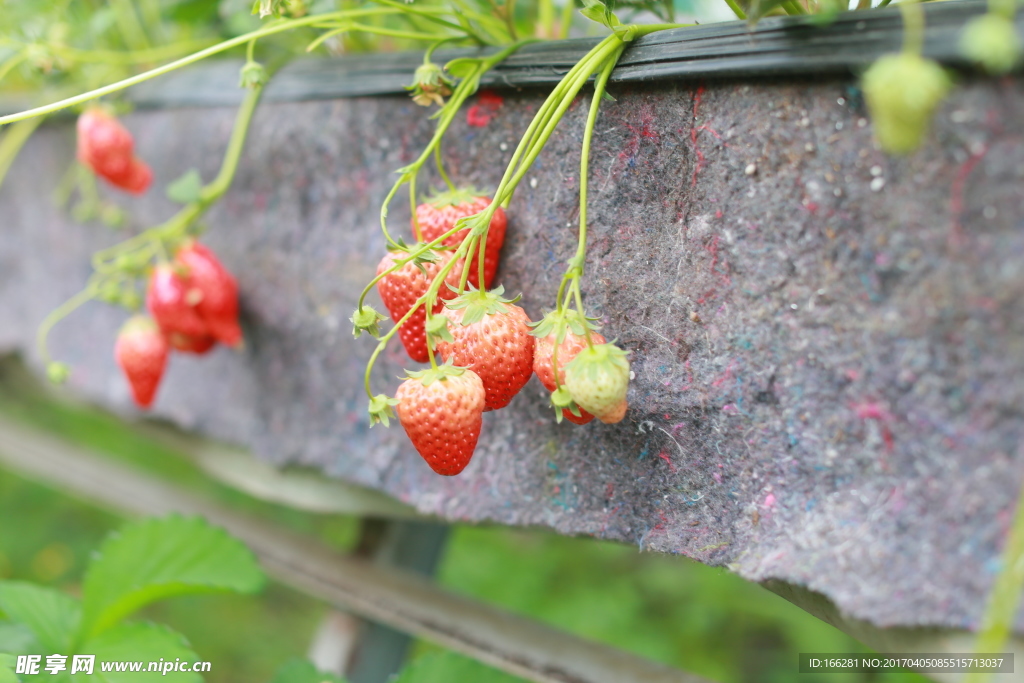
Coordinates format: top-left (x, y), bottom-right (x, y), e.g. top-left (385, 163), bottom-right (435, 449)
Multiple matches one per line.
top-left (115, 316), bottom-right (169, 408)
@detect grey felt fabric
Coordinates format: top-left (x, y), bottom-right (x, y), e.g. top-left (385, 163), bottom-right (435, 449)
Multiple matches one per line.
top-left (1, 73), bottom-right (1022, 633)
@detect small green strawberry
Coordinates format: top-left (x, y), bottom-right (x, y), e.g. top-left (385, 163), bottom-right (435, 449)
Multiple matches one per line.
top-left (862, 53), bottom-right (951, 155)
top-left (564, 342), bottom-right (630, 424)
top-left (960, 13), bottom-right (1022, 75)
top-left (395, 362), bottom-right (486, 475)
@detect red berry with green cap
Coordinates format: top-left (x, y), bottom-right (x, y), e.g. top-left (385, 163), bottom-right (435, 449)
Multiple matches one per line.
top-left (395, 364), bottom-right (486, 476)
top-left (146, 263), bottom-right (208, 339)
top-left (175, 240), bottom-right (243, 347)
top-left (115, 315), bottom-right (169, 408)
top-left (436, 286), bottom-right (533, 411)
top-left (376, 246), bottom-right (464, 363)
top-left (413, 190), bottom-right (506, 290)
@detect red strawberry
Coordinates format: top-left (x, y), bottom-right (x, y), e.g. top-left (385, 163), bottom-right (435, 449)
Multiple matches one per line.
top-left (115, 316), bottom-right (169, 408)
top-left (396, 364), bottom-right (485, 476)
top-left (534, 327), bottom-right (607, 425)
top-left (167, 331), bottom-right (217, 355)
top-left (146, 263), bottom-right (209, 339)
top-left (175, 241), bottom-right (243, 347)
top-left (413, 190), bottom-right (506, 290)
top-left (76, 108), bottom-right (152, 194)
top-left (376, 247), bottom-right (464, 363)
top-left (436, 287), bottom-right (533, 411)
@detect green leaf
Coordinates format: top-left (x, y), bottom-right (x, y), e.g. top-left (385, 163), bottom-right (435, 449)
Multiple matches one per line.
top-left (0, 582), bottom-right (80, 652)
top-left (166, 170), bottom-right (203, 204)
top-left (393, 652), bottom-right (520, 683)
top-left (80, 516), bottom-right (265, 640)
top-left (0, 654), bottom-right (19, 683)
top-left (269, 657), bottom-right (347, 683)
top-left (77, 622), bottom-right (201, 683)
top-left (0, 620), bottom-right (40, 654)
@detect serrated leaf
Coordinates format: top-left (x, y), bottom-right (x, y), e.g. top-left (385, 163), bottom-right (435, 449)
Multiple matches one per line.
top-left (166, 170), bottom-right (203, 204)
top-left (0, 582), bottom-right (80, 652)
top-left (77, 622), bottom-right (200, 683)
top-left (80, 516), bottom-right (265, 640)
top-left (269, 657), bottom-right (347, 683)
top-left (0, 654), bottom-right (18, 683)
top-left (393, 652), bottom-right (520, 683)
top-left (0, 620), bottom-right (40, 654)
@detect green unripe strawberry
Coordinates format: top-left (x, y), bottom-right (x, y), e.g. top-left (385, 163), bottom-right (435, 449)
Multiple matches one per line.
top-left (564, 343), bottom-right (630, 424)
top-left (862, 53), bottom-right (951, 155)
top-left (960, 14), bottom-right (1022, 75)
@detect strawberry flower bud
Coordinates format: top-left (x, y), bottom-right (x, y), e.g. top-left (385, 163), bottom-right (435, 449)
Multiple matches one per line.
top-left (960, 13), bottom-right (1022, 75)
top-left (350, 305), bottom-right (387, 338)
top-left (862, 53), bottom-right (951, 155)
top-left (239, 61), bottom-right (268, 89)
top-left (407, 62), bottom-right (454, 107)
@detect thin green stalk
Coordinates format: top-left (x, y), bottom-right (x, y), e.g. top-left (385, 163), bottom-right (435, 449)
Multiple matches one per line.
top-left (722, 0), bottom-right (747, 19)
top-left (899, 0), bottom-right (925, 56)
top-left (0, 10), bottom-right (398, 126)
top-left (0, 116), bottom-right (43, 188)
top-left (782, 0), bottom-right (807, 15)
top-left (434, 144), bottom-right (456, 192)
top-left (559, 0), bottom-right (576, 39)
top-left (964, 484), bottom-right (1024, 683)
top-left (52, 39), bottom-right (215, 65)
top-left (539, 0), bottom-right (555, 37)
top-left (36, 285), bottom-right (98, 367)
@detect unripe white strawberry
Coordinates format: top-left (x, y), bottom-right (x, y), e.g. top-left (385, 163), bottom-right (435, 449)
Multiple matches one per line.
top-left (960, 14), bottom-right (1022, 75)
top-left (862, 53), bottom-right (950, 155)
top-left (564, 343), bottom-right (630, 424)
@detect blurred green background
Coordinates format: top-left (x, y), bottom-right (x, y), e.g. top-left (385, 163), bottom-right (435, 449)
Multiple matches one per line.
top-left (0, 360), bottom-right (928, 683)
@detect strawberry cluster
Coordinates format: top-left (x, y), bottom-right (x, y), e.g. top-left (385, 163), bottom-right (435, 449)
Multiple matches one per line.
top-left (364, 192), bottom-right (630, 477)
top-left (115, 240), bottom-right (242, 407)
top-left (76, 108), bottom-right (152, 194)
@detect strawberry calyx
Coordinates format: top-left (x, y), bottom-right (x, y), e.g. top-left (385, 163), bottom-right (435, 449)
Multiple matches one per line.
top-left (528, 308), bottom-right (599, 343)
top-left (368, 393), bottom-right (401, 427)
top-left (425, 313), bottom-right (454, 348)
top-left (423, 186), bottom-right (490, 208)
top-left (386, 238), bottom-right (449, 276)
top-left (403, 359), bottom-right (470, 386)
top-left (351, 305), bottom-right (387, 338)
top-left (549, 386), bottom-right (584, 424)
top-left (119, 314), bottom-right (161, 337)
top-left (566, 342), bottom-right (630, 379)
top-left (444, 285), bottom-right (521, 326)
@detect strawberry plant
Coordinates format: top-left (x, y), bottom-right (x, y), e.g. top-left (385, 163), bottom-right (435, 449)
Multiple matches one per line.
top-left (0, 0), bottom-right (1006, 468)
top-left (0, 515), bottom-right (265, 682)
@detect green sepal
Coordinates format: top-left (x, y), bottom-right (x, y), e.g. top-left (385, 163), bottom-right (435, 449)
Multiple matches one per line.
top-left (239, 61), bottom-right (268, 89)
top-left (551, 386), bottom-right (574, 408)
top-left (445, 286), bottom-right (521, 326)
top-left (368, 393), bottom-right (401, 427)
top-left (528, 309), bottom-right (599, 342)
top-left (407, 62), bottom-right (454, 107)
top-left (166, 169), bottom-right (202, 204)
top-left (386, 239), bottom-right (445, 277)
top-left (351, 305), bottom-right (387, 338)
top-left (425, 314), bottom-right (454, 348)
top-left (579, 0), bottom-right (621, 29)
top-left (402, 359), bottom-right (468, 387)
top-left (564, 341), bottom-right (630, 383)
top-left (423, 186), bottom-right (489, 208)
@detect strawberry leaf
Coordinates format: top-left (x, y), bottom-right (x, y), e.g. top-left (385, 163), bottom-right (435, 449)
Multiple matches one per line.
top-left (0, 582), bottom-right (79, 652)
top-left (77, 622), bottom-right (201, 683)
top-left (269, 658), bottom-right (346, 683)
top-left (579, 0), bottom-right (621, 29)
top-left (80, 516), bottom-right (265, 641)
top-left (166, 170), bottom-right (202, 205)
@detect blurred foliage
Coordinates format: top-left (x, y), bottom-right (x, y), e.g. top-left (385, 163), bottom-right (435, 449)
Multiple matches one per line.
top-left (0, 359), bottom-right (931, 682)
